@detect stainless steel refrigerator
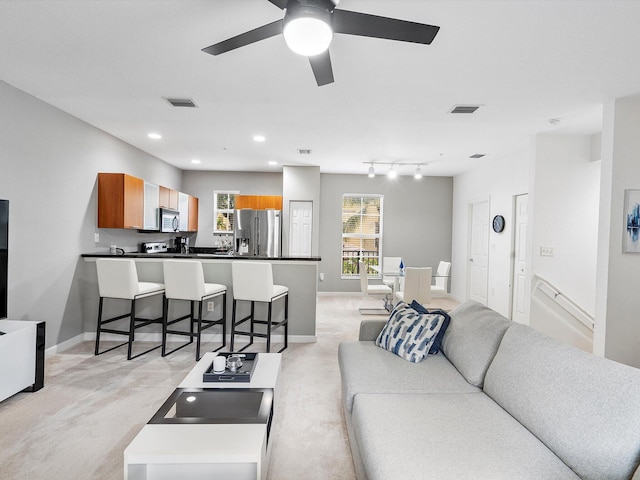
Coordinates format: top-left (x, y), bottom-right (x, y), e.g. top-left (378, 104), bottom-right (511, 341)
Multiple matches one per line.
top-left (234, 209), bottom-right (281, 257)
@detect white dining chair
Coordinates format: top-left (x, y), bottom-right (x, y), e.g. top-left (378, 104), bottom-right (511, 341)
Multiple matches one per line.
top-left (359, 260), bottom-right (393, 315)
top-left (382, 256), bottom-right (402, 289)
top-left (395, 267), bottom-right (432, 306)
top-left (431, 261), bottom-right (451, 296)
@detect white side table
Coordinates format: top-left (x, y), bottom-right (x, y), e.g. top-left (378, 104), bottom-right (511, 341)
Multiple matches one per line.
top-left (124, 353), bottom-right (281, 480)
top-left (0, 320), bottom-right (45, 402)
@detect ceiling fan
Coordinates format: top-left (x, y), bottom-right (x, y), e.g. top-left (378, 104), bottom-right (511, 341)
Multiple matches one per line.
top-left (202, 0), bottom-right (440, 86)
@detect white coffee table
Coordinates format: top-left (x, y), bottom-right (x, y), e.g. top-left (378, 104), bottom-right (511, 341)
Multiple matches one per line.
top-left (124, 352), bottom-right (281, 480)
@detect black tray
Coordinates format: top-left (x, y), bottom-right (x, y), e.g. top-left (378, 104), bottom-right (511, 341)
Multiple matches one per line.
top-left (203, 352), bottom-right (258, 383)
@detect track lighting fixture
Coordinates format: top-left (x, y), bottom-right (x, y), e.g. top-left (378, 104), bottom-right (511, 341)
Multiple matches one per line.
top-left (363, 161), bottom-right (428, 178)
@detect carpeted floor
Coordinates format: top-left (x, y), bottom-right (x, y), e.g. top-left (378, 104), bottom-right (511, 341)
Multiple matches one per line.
top-left (0, 294), bottom-right (457, 480)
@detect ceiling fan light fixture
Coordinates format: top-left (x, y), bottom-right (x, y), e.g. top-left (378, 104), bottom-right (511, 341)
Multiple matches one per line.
top-left (283, 5), bottom-right (333, 57)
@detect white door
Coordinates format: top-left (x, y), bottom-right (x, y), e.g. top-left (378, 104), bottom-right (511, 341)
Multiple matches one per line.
top-left (511, 194), bottom-right (529, 323)
top-left (469, 200), bottom-right (489, 305)
top-left (289, 201), bottom-right (313, 257)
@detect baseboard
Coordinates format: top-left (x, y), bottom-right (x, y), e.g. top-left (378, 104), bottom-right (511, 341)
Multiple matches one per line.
top-left (317, 291), bottom-right (364, 296)
top-left (45, 333), bottom-right (87, 357)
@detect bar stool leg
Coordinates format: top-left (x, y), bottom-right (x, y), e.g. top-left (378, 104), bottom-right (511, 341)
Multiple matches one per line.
top-left (95, 297), bottom-right (104, 356)
top-left (162, 296), bottom-right (169, 356)
top-left (196, 300), bottom-right (204, 361)
top-left (266, 301), bottom-right (272, 353)
top-left (249, 301), bottom-right (255, 349)
top-left (127, 299), bottom-right (136, 360)
top-left (189, 301), bottom-right (195, 345)
top-left (231, 299), bottom-right (237, 352)
top-left (284, 294), bottom-right (289, 351)
top-left (221, 292), bottom-right (227, 349)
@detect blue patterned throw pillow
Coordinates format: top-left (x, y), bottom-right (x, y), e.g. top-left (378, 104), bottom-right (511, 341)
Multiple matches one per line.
top-left (375, 302), bottom-right (446, 363)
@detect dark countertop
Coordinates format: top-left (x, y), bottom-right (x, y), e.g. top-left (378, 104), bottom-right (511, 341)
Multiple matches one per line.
top-left (81, 252), bottom-right (321, 261)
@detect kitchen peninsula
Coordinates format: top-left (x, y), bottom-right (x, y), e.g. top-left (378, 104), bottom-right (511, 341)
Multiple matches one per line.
top-left (81, 252), bottom-right (321, 343)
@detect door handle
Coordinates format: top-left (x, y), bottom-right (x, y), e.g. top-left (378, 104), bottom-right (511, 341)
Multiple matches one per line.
top-left (470, 259), bottom-right (474, 262)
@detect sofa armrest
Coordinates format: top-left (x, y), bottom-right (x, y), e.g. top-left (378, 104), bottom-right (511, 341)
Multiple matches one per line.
top-left (358, 320), bottom-right (387, 341)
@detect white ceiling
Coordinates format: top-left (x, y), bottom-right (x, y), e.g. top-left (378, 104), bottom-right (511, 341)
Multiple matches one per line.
top-left (1, 0), bottom-right (639, 177)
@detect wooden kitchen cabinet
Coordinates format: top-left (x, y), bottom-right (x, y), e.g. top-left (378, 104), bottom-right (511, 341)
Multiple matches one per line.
top-left (188, 195), bottom-right (199, 232)
top-left (259, 195), bottom-right (283, 210)
top-left (98, 173), bottom-right (144, 229)
top-left (159, 186), bottom-right (179, 210)
top-left (235, 195), bottom-right (260, 210)
top-left (236, 195), bottom-right (282, 210)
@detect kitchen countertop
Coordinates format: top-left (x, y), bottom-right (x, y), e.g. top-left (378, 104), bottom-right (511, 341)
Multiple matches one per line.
top-left (81, 252), bottom-right (321, 261)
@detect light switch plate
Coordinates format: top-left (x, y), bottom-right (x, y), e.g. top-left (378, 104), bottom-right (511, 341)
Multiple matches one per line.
top-left (540, 246), bottom-right (554, 257)
top-left (94, 232), bottom-right (100, 243)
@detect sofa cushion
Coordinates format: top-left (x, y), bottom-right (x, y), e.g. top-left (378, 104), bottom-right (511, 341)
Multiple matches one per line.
top-left (484, 323), bottom-right (640, 480)
top-left (441, 300), bottom-right (511, 387)
top-left (375, 302), bottom-right (446, 363)
top-left (338, 342), bottom-right (479, 413)
top-left (352, 393), bottom-right (581, 480)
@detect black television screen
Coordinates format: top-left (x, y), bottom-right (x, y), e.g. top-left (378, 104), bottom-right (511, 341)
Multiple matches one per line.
top-left (0, 199), bottom-right (7, 319)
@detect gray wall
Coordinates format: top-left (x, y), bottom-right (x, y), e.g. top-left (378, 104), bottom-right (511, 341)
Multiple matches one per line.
top-left (181, 170), bottom-right (283, 247)
top-left (318, 174), bottom-right (453, 292)
top-left (0, 80), bottom-right (182, 348)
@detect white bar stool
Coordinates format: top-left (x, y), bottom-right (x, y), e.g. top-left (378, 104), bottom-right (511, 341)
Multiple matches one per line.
top-left (95, 258), bottom-right (165, 360)
top-left (231, 261), bottom-right (288, 353)
top-left (162, 260), bottom-right (227, 360)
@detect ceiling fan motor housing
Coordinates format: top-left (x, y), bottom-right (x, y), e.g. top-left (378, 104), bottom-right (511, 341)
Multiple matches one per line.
top-left (284, 1), bottom-right (334, 28)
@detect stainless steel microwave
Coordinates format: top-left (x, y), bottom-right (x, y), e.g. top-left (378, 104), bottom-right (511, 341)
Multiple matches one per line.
top-left (159, 208), bottom-right (180, 232)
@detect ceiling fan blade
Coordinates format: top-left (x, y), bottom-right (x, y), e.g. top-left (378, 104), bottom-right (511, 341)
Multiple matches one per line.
top-left (267, 0), bottom-right (288, 9)
top-left (309, 50), bottom-right (334, 86)
top-left (202, 20), bottom-right (283, 56)
top-left (333, 9), bottom-right (440, 45)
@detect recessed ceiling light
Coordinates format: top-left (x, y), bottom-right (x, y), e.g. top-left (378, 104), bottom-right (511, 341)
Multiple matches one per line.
top-left (191, 159), bottom-right (201, 164)
top-left (268, 160), bottom-right (278, 166)
top-left (147, 132), bottom-right (162, 140)
top-left (253, 135), bottom-right (266, 142)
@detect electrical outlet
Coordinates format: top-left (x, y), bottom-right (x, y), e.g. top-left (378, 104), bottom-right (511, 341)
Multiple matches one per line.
top-left (207, 301), bottom-right (215, 312)
top-left (540, 246), bottom-right (554, 257)
top-left (94, 232), bottom-right (100, 243)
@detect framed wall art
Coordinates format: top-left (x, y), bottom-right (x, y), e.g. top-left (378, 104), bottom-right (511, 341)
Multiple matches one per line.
top-left (624, 189), bottom-right (640, 253)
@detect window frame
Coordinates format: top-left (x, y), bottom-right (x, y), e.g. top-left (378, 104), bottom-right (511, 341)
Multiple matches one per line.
top-left (213, 190), bottom-right (239, 234)
top-left (340, 194), bottom-right (384, 279)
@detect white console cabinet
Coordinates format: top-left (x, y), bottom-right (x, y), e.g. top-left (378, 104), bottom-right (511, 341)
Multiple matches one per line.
top-left (0, 320), bottom-right (45, 402)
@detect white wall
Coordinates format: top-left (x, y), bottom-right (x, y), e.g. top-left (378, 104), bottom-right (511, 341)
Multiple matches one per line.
top-left (0, 80), bottom-right (182, 348)
top-left (532, 135), bottom-right (600, 316)
top-left (595, 97), bottom-right (640, 367)
top-left (282, 166), bottom-right (320, 256)
top-left (451, 149), bottom-right (530, 317)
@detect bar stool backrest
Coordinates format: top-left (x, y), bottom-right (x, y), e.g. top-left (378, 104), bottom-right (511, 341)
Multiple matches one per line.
top-left (163, 260), bottom-right (206, 301)
top-left (232, 261), bottom-right (275, 302)
top-left (96, 259), bottom-right (139, 300)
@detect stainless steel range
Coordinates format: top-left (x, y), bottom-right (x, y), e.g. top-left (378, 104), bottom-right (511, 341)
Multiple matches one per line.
top-left (140, 242), bottom-right (168, 254)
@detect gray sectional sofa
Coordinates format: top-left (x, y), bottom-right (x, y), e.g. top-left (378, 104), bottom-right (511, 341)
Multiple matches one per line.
top-left (338, 301), bottom-right (640, 480)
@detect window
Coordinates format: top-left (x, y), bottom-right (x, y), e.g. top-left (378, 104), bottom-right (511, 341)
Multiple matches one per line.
top-left (213, 191), bottom-right (238, 233)
top-left (341, 194), bottom-right (383, 278)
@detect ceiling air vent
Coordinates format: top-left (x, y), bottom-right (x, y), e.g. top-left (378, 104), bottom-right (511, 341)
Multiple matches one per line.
top-left (470, 154), bottom-right (486, 159)
top-left (165, 97), bottom-right (198, 108)
top-left (298, 149), bottom-right (312, 155)
top-left (449, 105), bottom-right (481, 114)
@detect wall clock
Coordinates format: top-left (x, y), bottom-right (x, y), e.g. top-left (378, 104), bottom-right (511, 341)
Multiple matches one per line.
top-left (492, 215), bottom-right (505, 233)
